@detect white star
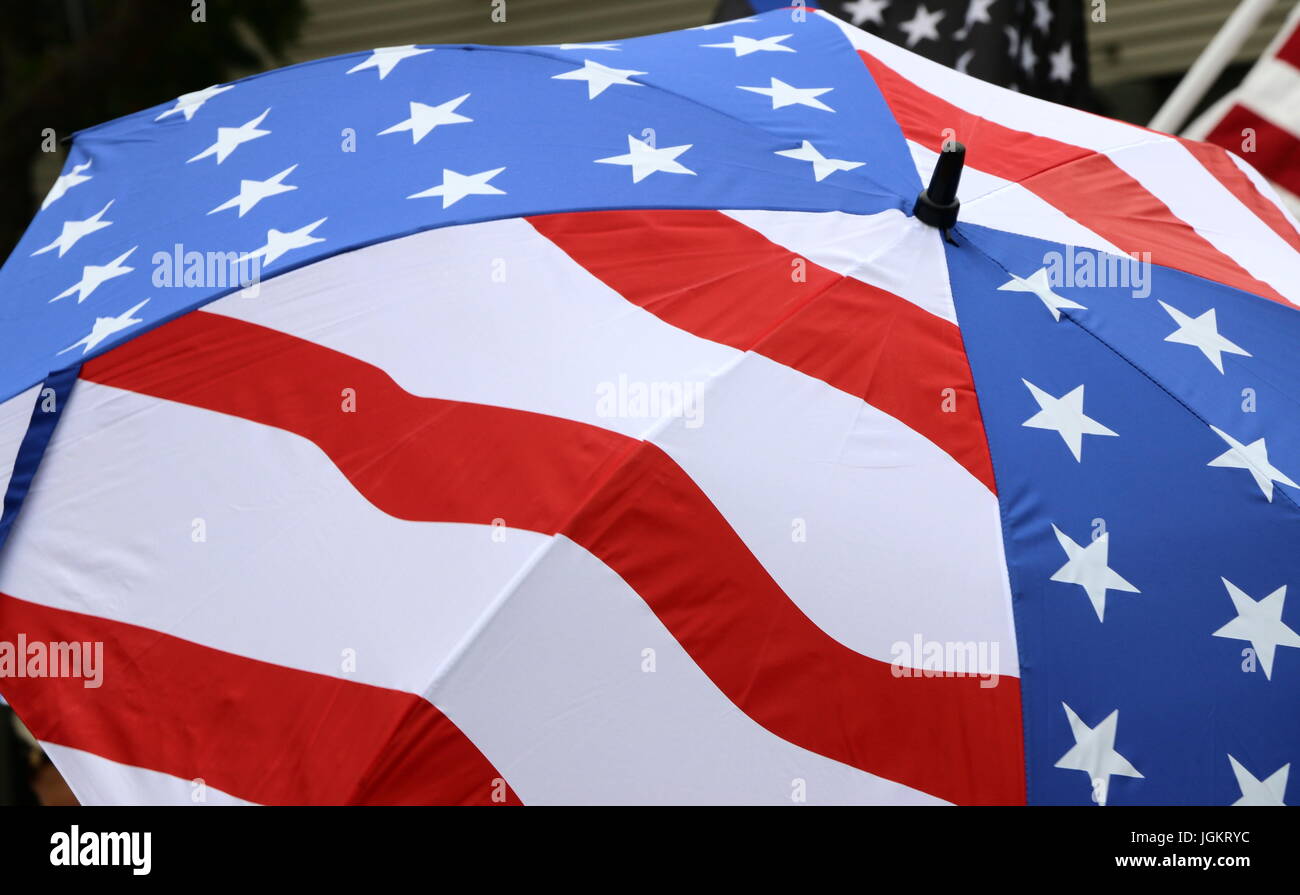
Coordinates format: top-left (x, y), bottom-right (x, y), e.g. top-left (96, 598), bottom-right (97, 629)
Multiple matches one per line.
top-left (692, 18), bottom-right (757, 30)
top-left (41, 161), bottom-right (92, 210)
top-left (1033, 0), bottom-right (1054, 33)
top-left (738, 78), bottom-right (834, 112)
top-left (32, 200), bottom-right (113, 257)
top-left (552, 60), bottom-right (645, 99)
top-left (1021, 380), bottom-right (1117, 461)
top-left (1158, 301), bottom-right (1250, 373)
top-left (549, 43), bottom-right (620, 51)
top-left (1207, 426), bottom-right (1296, 501)
top-left (58, 299), bottom-right (150, 356)
top-left (1020, 38), bottom-right (1038, 74)
top-left (701, 34), bottom-right (796, 56)
top-left (1050, 525), bottom-right (1139, 622)
top-left (595, 136), bottom-right (695, 183)
top-left (209, 165), bottom-right (298, 218)
top-left (775, 140), bottom-right (864, 182)
top-left (187, 108), bottom-right (271, 165)
top-left (154, 84), bottom-right (232, 121)
top-left (379, 94), bottom-right (473, 143)
top-left (843, 0), bottom-right (889, 26)
top-left (956, 48), bottom-right (976, 74)
top-left (898, 4), bottom-right (945, 47)
top-left (50, 247), bottom-right (136, 304)
top-left (965, 0), bottom-right (997, 28)
top-left (1005, 25), bottom-right (1020, 59)
top-left (1048, 43), bottom-right (1074, 83)
top-left (999, 268), bottom-right (1086, 320)
top-left (1227, 755), bottom-right (1289, 806)
top-left (408, 167), bottom-right (507, 207)
top-left (1213, 579), bottom-right (1300, 680)
top-left (346, 45), bottom-right (432, 80)
top-left (243, 218), bottom-right (327, 267)
top-left (1055, 703), bottom-right (1142, 806)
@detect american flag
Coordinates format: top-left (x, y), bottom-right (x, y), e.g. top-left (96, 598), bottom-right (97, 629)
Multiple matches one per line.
top-left (1186, 1), bottom-right (1300, 218)
top-left (715, 0), bottom-right (1095, 106)
top-left (0, 10), bottom-right (1297, 805)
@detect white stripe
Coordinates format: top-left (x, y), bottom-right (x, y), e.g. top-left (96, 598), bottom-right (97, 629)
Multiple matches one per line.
top-left (7, 386), bottom-right (944, 805)
top-left (1279, 184), bottom-right (1300, 220)
top-left (721, 208), bottom-right (960, 322)
top-left (1106, 139), bottom-right (1300, 305)
top-left (906, 142), bottom-right (1125, 256)
top-left (1229, 150), bottom-right (1300, 226)
top-left (0, 381), bottom-right (550, 694)
top-left (1, 213), bottom-right (1015, 802)
top-left (653, 352), bottom-right (1017, 675)
top-left (822, 9), bottom-right (1300, 300)
top-left (205, 216), bottom-right (739, 442)
top-left (204, 217), bottom-right (1017, 672)
top-left (1237, 57), bottom-right (1300, 137)
top-left (42, 742), bottom-right (254, 806)
top-left (1186, 2), bottom-right (1300, 142)
top-left (434, 534), bottom-right (947, 805)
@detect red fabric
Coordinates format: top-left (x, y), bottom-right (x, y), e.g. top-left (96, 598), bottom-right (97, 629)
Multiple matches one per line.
top-left (1178, 135), bottom-right (1300, 255)
top-left (0, 592), bottom-right (520, 805)
top-left (857, 49), bottom-right (1291, 306)
top-left (529, 209), bottom-right (997, 492)
top-left (1276, 19), bottom-right (1300, 70)
top-left (82, 310), bottom-right (1026, 805)
top-left (1205, 104), bottom-right (1300, 200)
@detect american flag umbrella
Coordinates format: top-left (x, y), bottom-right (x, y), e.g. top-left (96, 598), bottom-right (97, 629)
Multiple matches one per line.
top-left (1, 9), bottom-right (1298, 807)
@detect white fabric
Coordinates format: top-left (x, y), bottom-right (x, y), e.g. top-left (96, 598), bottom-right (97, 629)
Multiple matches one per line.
top-left (434, 534), bottom-right (949, 805)
top-left (43, 742), bottom-right (253, 806)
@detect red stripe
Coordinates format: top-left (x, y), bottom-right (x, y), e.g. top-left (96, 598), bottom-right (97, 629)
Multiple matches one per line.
top-left (1276, 19), bottom-right (1300, 70)
top-left (80, 309), bottom-right (631, 533)
top-left (562, 441), bottom-right (1024, 804)
top-left (857, 49), bottom-right (1291, 307)
top-left (82, 311), bottom-right (1026, 804)
top-left (527, 210), bottom-right (997, 492)
top-left (0, 592), bottom-right (520, 805)
top-left (1205, 104), bottom-right (1300, 201)
top-left (1178, 135), bottom-right (1300, 256)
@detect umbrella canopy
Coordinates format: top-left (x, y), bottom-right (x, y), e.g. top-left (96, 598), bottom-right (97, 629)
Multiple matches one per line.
top-left (1, 9), bottom-right (1298, 806)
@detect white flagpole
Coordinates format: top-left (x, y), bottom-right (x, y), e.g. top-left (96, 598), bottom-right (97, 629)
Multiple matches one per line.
top-left (1148, 0), bottom-right (1279, 134)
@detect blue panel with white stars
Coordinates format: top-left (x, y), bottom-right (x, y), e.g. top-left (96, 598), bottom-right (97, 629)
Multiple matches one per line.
top-left (0, 9), bottom-right (921, 406)
top-left (949, 221), bottom-right (1300, 806)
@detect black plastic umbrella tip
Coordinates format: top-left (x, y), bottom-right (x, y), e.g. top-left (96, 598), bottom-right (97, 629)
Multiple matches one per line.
top-left (912, 141), bottom-right (965, 233)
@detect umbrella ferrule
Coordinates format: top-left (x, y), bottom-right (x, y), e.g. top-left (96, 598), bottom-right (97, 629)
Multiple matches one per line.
top-left (912, 141), bottom-right (965, 233)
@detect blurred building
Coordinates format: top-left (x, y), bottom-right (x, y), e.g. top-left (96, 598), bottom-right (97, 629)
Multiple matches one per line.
top-left (25, 1), bottom-right (1298, 202)
top-left (1089, 0), bottom-right (1296, 122)
top-left (280, 0), bottom-right (1297, 125)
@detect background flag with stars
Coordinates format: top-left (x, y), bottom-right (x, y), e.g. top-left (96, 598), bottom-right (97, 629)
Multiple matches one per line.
top-left (715, 0), bottom-right (1096, 107)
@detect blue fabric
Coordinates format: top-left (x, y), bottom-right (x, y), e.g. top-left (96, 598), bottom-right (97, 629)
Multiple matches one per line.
top-left (949, 222), bottom-right (1300, 805)
top-left (0, 366), bottom-right (80, 555)
top-left (0, 9), bottom-right (916, 407)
